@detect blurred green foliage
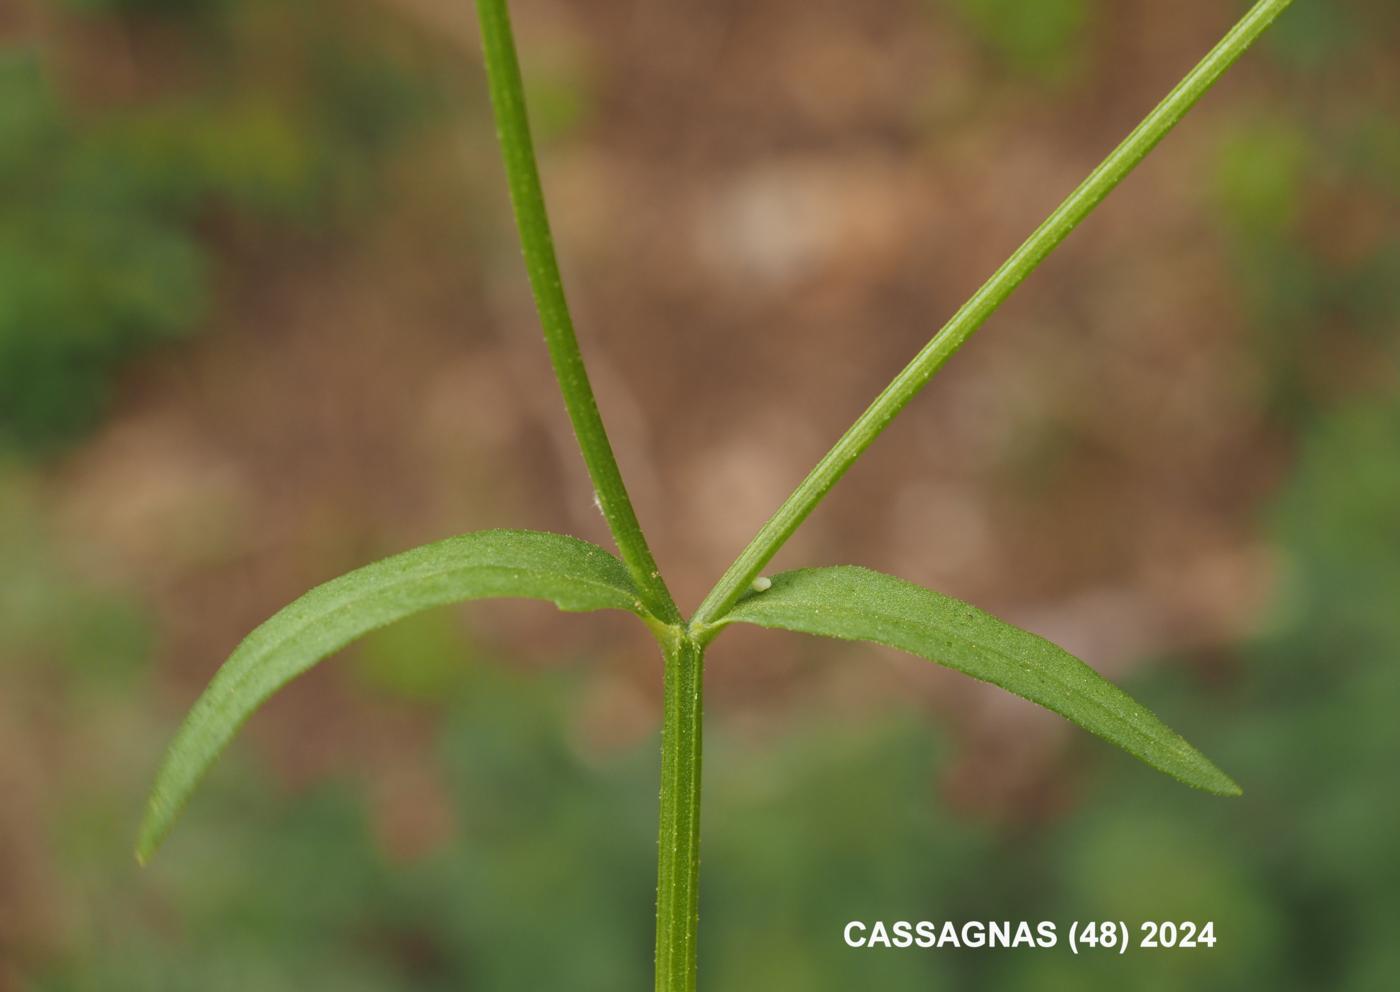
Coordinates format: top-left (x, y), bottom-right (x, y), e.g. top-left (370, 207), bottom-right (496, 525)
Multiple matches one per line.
top-left (1263, 0), bottom-right (1362, 71)
top-left (1211, 0), bottom-right (1399, 424)
top-left (353, 611), bottom-right (473, 703)
top-left (1213, 119), bottom-right (1309, 238)
top-left (6, 0), bottom-right (1398, 987)
top-left (27, 393), bottom-right (1400, 991)
top-left (523, 63), bottom-right (594, 145)
top-left (0, 1), bottom-right (430, 454)
top-left (0, 468), bottom-right (151, 687)
top-left (942, 0), bottom-right (1090, 84)
top-left (0, 54), bottom-right (206, 452)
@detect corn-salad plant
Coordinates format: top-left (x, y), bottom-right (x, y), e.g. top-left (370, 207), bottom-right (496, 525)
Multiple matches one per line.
top-left (140, 1), bottom-right (1294, 988)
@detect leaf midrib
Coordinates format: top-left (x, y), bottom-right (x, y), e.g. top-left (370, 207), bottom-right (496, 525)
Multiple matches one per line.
top-left (729, 586), bottom-right (1199, 768)
top-left (213, 560), bottom-right (646, 697)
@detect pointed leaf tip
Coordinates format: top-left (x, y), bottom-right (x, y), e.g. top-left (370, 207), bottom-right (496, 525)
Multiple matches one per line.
top-left (723, 566), bottom-right (1240, 797)
top-left (136, 529), bottom-right (648, 861)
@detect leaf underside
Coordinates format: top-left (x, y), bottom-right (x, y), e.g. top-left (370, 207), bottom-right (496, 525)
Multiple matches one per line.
top-left (136, 529), bottom-right (647, 863)
top-left (722, 567), bottom-right (1240, 797)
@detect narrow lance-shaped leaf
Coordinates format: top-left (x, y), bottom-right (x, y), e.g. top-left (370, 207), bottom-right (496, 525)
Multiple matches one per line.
top-left (137, 529), bottom-right (651, 863)
top-left (718, 567), bottom-right (1240, 796)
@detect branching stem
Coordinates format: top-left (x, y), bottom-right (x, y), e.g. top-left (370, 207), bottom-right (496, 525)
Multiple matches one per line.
top-left (692, 0), bottom-right (1294, 628)
top-left (473, 2), bottom-right (1293, 991)
top-left (476, 0), bottom-right (680, 625)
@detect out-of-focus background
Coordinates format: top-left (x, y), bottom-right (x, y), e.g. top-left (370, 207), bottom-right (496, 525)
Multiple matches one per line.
top-left (1, 0), bottom-right (1397, 987)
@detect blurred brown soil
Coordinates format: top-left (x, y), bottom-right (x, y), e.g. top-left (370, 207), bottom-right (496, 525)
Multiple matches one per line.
top-left (35, 0), bottom-right (1293, 850)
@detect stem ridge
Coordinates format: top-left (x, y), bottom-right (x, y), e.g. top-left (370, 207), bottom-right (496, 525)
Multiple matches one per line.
top-left (655, 638), bottom-right (704, 992)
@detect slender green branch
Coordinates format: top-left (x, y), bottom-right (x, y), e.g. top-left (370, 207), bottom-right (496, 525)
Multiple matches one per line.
top-left (475, 0), bottom-right (680, 625)
top-left (692, 0), bottom-right (1293, 629)
top-left (655, 635), bottom-right (704, 992)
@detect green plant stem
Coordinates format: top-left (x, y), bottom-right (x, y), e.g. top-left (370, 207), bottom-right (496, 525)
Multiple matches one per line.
top-left (475, 0), bottom-right (680, 625)
top-left (655, 635), bottom-right (704, 992)
top-left (692, 0), bottom-right (1293, 630)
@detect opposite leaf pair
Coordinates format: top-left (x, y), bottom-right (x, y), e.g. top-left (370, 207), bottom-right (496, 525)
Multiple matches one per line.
top-left (137, 526), bottom-right (1238, 863)
top-left (138, 2), bottom-right (1297, 988)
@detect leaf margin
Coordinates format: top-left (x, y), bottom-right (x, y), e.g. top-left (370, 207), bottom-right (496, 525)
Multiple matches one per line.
top-left (713, 565), bottom-right (1241, 797)
top-left (137, 528), bottom-right (653, 863)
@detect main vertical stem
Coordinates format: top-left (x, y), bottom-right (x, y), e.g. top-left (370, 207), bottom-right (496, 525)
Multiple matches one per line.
top-left (655, 636), bottom-right (704, 992)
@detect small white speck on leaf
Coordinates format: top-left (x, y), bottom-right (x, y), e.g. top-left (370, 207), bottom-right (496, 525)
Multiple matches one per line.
top-left (751, 576), bottom-right (772, 593)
